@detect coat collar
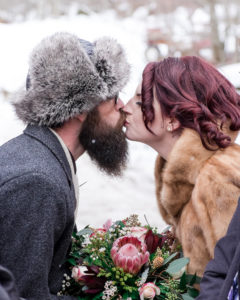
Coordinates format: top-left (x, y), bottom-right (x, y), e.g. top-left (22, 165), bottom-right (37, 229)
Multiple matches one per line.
top-left (155, 128), bottom-right (238, 224)
top-left (23, 125), bottom-right (72, 186)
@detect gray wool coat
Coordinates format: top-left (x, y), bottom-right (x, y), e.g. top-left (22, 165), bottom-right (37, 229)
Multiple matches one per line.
top-left (0, 265), bottom-right (20, 300)
top-left (0, 125), bottom-right (78, 300)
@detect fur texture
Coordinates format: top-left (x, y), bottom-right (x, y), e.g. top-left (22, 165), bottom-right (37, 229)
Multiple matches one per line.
top-left (13, 32), bottom-right (130, 127)
top-left (155, 128), bottom-right (240, 276)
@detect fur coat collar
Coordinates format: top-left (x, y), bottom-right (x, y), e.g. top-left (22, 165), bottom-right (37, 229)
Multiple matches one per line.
top-left (155, 128), bottom-right (238, 226)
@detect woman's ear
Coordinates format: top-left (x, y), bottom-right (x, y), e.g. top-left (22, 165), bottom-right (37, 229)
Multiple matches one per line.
top-left (171, 118), bottom-right (181, 132)
top-left (167, 119), bottom-right (181, 132)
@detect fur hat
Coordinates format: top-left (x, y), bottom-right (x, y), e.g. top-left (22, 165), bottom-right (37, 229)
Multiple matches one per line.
top-left (13, 32), bottom-right (130, 127)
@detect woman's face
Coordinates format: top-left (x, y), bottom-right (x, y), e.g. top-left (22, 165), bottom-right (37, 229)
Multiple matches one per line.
top-left (123, 83), bottom-right (170, 144)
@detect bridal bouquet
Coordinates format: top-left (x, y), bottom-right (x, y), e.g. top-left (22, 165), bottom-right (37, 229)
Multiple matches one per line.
top-left (59, 215), bottom-right (200, 300)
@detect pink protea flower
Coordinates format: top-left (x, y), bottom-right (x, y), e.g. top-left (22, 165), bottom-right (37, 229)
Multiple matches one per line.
top-left (139, 282), bottom-right (160, 300)
top-left (111, 236), bottom-right (149, 274)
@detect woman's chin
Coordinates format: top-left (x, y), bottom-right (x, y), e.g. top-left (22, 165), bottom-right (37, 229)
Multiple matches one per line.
top-left (125, 135), bottom-right (140, 143)
top-left (125, 133), bottom-right (134, 141)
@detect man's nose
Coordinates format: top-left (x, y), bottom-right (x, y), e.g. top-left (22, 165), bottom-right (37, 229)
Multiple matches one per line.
top-left (122, 101), bottom-right (131, 114)
top-left (116, 98), bottom-right (124, 111)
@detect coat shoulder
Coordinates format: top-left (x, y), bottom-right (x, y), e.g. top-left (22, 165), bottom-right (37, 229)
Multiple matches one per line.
top-left (199, 143), bottom-right (240, 186)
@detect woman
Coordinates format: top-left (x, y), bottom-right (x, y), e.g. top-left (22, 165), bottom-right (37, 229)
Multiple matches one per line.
top-left (123, 56), bottom-right (240, 277)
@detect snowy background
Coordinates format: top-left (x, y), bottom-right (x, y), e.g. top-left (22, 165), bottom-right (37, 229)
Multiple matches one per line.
top-left (0, 10), bottom-right (239, 231)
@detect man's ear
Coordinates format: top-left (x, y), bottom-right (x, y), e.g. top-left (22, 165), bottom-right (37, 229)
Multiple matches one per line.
top-left (76, 113), bottom-right (87, 123)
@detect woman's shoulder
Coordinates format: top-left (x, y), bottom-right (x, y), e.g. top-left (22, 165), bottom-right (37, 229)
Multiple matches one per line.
top-left (204, 143), bottom-right (240, 174)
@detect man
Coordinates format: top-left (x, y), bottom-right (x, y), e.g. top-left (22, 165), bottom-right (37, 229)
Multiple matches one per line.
top-left (196, 198), bottom-right (240, 300)
top-left (0, 32), bottom-right (130, 299)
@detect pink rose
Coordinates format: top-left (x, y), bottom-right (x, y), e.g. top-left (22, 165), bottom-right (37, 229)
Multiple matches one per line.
top-left (139, 282), bottom-right (160, 300)
top-left (71, 266), bottom-right (88, 282)
top-left (129, 227), bottom-right (148, 242)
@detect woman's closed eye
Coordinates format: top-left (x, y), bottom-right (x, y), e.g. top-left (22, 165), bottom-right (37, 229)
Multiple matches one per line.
top-left (136, 101), bottom-right (142, 107)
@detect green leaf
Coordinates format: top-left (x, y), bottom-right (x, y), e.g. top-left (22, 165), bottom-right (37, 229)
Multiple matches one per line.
top-left (67, 258), bottom-right (77, 266)
top-left (162, 252), bottom-right (179, 266)
top-left (189, 274), bottom-right (197, 286)
top-left (180, 272), bottom-right (187, 290)
top-left (187, 287), bottom-right (199, 298)
top-left (92, 293), bottom-right (103, 300)
top-left (71, 252), bottom-right (81, 259)
top-left (185, 274), bottom-right (202, 285)
top-left (150, 253), bottom-right (155, 262)
top-left (122, 292), bottom-right (130, 299)
top-left (112, 220), bottom-right (125, 229)
top-left (181, 293), bottom-right (195, 300)
top-left (166, 257), bottom-right (189, 276)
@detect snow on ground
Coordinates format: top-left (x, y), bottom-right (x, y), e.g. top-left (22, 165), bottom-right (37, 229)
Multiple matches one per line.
top-left (0, 12), bottom-right (167, 231)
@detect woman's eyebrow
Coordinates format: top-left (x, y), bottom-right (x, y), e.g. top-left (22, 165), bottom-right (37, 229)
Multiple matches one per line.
top-left (136, 93), bottom-right (142, 97)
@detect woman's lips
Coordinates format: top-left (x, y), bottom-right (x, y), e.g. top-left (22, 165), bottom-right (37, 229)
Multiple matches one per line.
top-left (124, 120), bottom-right (129, 127)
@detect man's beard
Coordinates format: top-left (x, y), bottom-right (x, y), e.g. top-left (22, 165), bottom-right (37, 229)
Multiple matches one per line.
top-left (79, 108), bottom-right (128, 176)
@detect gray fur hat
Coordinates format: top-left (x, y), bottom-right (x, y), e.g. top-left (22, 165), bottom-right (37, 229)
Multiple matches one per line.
top-left (13, 32), bottom-right (130, 127)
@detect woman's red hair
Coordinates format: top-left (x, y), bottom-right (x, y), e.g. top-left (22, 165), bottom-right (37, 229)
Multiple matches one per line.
top-left (142, 56), bottom-right (240, 150)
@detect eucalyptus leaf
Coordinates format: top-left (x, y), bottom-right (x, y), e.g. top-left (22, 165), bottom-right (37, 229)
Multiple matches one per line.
top-left (76, 227), bottom-right (93, 236)
top-left (166, 257), bottom-right (189, 275)
top-left (162, 252), bottom-right (178, 266)
top-left (161, 225), bottom-right (172, 233)
top-left (182, 293), bottom-right (195, 300)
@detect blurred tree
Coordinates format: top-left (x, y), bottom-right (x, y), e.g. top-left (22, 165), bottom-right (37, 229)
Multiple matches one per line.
top-left (193, 0), bottom-right (240, 63)
top-left (0, 0), bottom-right (239, 64)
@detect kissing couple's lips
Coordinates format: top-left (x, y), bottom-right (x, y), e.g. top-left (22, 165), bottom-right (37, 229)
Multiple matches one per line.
top-left (117, 112), bottom-right (127, 129)
top-left (124, 120), bottom-right (129, 127)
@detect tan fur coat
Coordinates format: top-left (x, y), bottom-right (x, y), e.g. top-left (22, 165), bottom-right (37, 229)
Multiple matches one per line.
top-left (155, 129), bottom-right (240, 276)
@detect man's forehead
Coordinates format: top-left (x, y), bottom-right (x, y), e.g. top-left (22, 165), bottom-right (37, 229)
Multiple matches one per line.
top-left (97, 98), bottom-right (115, 112)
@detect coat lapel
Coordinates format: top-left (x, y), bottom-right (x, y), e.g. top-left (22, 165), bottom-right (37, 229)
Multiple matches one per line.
top-left (23, 125), bottom-right (72, 186)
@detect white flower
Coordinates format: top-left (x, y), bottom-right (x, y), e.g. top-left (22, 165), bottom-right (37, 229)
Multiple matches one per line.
top-left (139, 282), bottom-right (160, 300)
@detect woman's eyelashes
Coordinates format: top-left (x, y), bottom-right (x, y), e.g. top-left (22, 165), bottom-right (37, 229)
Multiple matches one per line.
top-left (136, 101), bottom-right (142, 107)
